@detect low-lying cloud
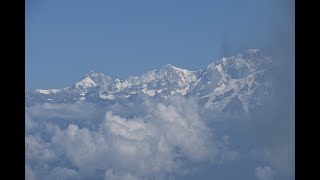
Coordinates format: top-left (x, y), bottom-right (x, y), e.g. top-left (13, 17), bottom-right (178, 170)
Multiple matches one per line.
top-left (25, 96), bottom-right (234, 180)
top-left (26, 91), bottom-right (294, 180)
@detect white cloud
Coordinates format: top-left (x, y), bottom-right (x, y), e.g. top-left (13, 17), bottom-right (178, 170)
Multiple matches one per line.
top-left (25, 135), bottom-right (56, 162)
top-left (25, 96), bottom-right (231, 180)
top-left (255, 166), bottom-right (275, 180)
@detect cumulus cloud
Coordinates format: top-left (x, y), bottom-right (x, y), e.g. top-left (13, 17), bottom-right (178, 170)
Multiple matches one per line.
top-left (25, 93), bottom-right (294, 180)
top-left (26, 93), bottom-right (294, 180)
top-left (25, 96), bottom-right (232, 180)
top-left (255, 166), bottom-right (275, 180)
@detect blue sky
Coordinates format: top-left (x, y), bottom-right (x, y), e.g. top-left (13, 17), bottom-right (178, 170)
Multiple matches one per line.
top-left (26, 0), bottom-right (293, 89)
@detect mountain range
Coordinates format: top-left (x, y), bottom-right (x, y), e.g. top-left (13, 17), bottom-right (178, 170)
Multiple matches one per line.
top-left (25, 49), bottom-right (273, 114)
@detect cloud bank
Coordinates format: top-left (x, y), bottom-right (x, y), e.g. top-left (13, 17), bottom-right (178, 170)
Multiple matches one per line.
top-left (25, 96), bottom-right (234, 180)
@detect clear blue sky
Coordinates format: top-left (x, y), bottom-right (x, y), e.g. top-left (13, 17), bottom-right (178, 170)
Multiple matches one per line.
top-left (26, 0), bottom-right (294, 89)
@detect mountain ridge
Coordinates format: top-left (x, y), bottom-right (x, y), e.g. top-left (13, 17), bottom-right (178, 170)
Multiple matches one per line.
top-left (26, 49), bottom-right (273, 114)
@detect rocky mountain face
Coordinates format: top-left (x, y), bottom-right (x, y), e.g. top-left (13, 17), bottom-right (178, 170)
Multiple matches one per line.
top-left (25, 49), bottom-right (273, 114)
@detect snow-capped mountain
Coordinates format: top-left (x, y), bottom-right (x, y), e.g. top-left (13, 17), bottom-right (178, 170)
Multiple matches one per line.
top-left (25, 49), bottom-right (273, 114)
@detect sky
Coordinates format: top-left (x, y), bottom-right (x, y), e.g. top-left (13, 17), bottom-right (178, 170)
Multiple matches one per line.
top-left (26, 0), bottom-right (294, 89)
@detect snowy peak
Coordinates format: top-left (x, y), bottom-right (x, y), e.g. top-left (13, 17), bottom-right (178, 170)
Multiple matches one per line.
top-left (159, 64), bottom-right (184, 73)
top-left (75, 77), bottom-right (96, 88)
top-left (69, 71), bottom-right (111, 96)
top-left (68, 77), bottom-right (97, 95)
top-left (205, 48), bottom-right (270, 80)
top-left (161, 63), bottom-right (175, 69)
top-left (160, 64), bottom-right (186, 72)
top-left (157, 64), bottom-right (196, 84)
top-left (84, 70), bottom-right (112, 90)
top-left (105, 64), bottom-right (197, 96)
top-left (85, 70), bottom-right (96, 77)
